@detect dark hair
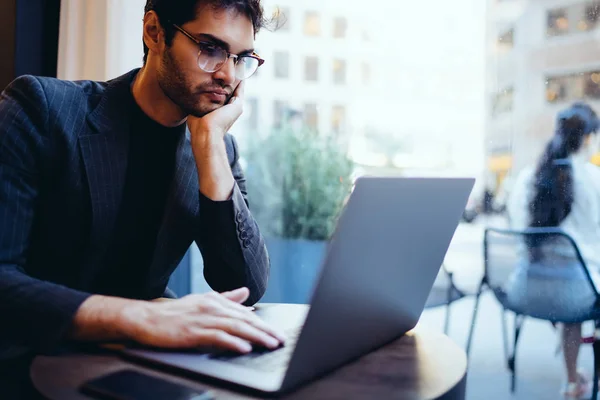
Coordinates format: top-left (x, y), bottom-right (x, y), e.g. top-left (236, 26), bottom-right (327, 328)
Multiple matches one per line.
top-left (528, 102), bottom-right (599, 228)
top-left (143, 0), bottom-right (268, 64)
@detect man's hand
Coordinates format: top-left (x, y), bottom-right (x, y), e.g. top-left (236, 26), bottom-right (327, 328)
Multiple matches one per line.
top-left (119, 287), bottom-right (284, 353)
top-left (187, 81), bottom-right (245, 139)
top-left (187, 82), bottom-right (246, 201)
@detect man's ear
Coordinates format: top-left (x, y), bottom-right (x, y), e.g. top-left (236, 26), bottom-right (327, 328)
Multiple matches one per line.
top-left (142, 11), bottom-right (165, 58)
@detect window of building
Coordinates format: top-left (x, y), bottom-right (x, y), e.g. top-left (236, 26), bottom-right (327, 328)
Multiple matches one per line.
top-left (305, 56), bottom-right (319, 82)
top-left (331, 105), bottom-right (346, 133)
top-left (333, 59), bottom-right (346, 85)
top-left (273, 100), bottom-right (289, 128)
top-left (361, 30), bottom-right (370, 42)
top-left (246, 98), bottom-right (259, 132)
top-left (361, 63), bottom-right (371, 85)
top-left (547, 8), bottom-right (569, 37)
top-left (584, 71), bottom-right (600, 99)
top-left (274, 51), bottom-right (290, 79)
top-left (492, 87), bottom-right (514, 116)
top-left (274, 7), bottom-right (290, 31)
top-left (304, 103), bottom-right (319, 129)
top-left (580, 2), bottom-right (600, 31)
top-left (546, 76), bottom-right (571, 103)
top-left (545, 73), bottom-right (588, 103)
top-left (304, 12), bottom-right (320, 36)
top-left (497, 28), bottom-right (514, 50)
top-left (333, 17), bottom-right (347, 38)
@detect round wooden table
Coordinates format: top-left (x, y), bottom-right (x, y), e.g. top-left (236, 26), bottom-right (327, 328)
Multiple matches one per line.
top-left (31, 325), bottom-right (467, 400)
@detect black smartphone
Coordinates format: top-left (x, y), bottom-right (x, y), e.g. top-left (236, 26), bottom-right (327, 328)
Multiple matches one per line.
top-left (80, 369), bottom-right (214, 400)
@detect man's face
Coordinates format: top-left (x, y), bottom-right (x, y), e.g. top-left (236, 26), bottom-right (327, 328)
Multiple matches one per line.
top-left (156, 6), bottom-right (255, 117)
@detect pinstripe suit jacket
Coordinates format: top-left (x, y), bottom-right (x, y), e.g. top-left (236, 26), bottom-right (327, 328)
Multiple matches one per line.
top-left (0, 69), bottom-right (269, 357)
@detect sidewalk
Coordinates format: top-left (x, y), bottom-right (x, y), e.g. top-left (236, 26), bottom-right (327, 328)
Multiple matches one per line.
top-left (419, 292), bottom-right (596, 400)
top-left (428, 214), bottom-right (599, 399)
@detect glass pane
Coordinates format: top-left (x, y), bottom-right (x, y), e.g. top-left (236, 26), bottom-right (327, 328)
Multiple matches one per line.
top-left (57, 1), bottom-right (600, 393)
top-left (273, 51), bottom-right (289, 78)
top-left (333, 17), bottom-right (347, 38)
top-left (331, 105), bottom-right (346, 134)
top-left (361, 63), bottom-right (371, 85)
top-left (303, 103), bottom-right (318, 129)
top-left (332, 59), bottom-right (346, 85)
top-left (304, 56), bottom-right (318, 81)
top-left (547, 8), bottom-right (569, 37)
top-left (274, 7), bottom-right (290, 31)
top-left (304, 11), bottom-right (320, 36)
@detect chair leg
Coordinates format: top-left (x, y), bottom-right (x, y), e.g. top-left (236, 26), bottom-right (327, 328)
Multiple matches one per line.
top-left (500, 308), bottom-right (509, 363)
top-left (592, 321), bottom-right (600, 400)
top-left (443, 274), bottom-right (454, 335)
top-left (508, 314), bottom-right (525, 393)
top-left (465, 280), bottom-right (486, 356)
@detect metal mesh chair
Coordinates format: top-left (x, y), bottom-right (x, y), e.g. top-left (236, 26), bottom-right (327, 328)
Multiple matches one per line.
top-left (424, 264), bottom-right (467, 334)
top-left (466, 227), bottom-right (600, 399)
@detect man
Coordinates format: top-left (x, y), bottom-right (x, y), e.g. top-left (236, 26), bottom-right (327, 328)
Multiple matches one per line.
top-left (0, 0), bottom-right (284, 368)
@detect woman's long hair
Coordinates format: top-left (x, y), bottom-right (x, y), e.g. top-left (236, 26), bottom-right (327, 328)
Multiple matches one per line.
top-left (529, 102), bottom-right (598, 228)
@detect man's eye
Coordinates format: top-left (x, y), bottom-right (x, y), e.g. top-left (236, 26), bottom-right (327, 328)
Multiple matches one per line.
top-left (201, 45), bottom-right (220, 56)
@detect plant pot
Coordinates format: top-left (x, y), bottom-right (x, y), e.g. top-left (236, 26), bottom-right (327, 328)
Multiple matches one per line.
top-left (260, 237), bottom-right (327, 304)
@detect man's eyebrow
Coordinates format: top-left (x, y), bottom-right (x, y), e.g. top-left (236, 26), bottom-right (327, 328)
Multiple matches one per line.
top-left (195, 33), bottom-right (254, 55)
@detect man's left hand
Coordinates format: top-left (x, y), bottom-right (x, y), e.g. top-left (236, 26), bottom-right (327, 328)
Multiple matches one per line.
top-left (187, 82), bottom-right (245, 201)
top-left (187, 81), bottom-right (245, 141)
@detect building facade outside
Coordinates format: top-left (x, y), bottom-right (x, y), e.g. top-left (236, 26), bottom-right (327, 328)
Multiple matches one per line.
top-left (233, 0), bottom-right (384, 156)
top-left (486, 0), bottom-right (600, 194)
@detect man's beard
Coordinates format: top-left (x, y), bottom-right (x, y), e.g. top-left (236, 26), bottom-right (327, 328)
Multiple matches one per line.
top-left (157, 48), bottom-right (223, 118)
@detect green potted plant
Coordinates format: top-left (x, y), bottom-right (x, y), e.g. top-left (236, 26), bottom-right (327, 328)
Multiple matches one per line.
top-left (244, 124), bottom-right (354, 303)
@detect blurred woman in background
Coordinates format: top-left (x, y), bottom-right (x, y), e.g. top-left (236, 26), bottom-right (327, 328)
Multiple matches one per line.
top-left (507, 102), bottom-right (600, 398)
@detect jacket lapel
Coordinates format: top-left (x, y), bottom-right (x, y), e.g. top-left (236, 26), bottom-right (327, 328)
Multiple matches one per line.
top-left (79, 70), bottom-right (139, 279)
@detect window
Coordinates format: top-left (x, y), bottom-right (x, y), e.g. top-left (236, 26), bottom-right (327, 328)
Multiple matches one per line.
top-left (361, 30), bottom-right (370, 42)
top-left (74, 1), bottom-right (600, 388)
top-left (361, 63), bottom-right (371, 84)
top-left (545, 73), bottom-right (588, 104)
top-left (547, 8), bottom-right (569, 37)
top-left (331, 105), bottom-right (346, 133)
top-left (274, 51), bottom-right (290, 79)
top-left (491, 87), bottom-right (513, 116)
top-left (275, 7), bottom-right (290, 32)
top-left (333, 59), bottom-right (346, 85)
top-left (304, 56), bottom-right (319, 82)
top-left (584, 71), bottom-right (600, 99)
top-left (304, 12), bottom-right (320, 36)
top-left (304, 103), bottom-right (318, 129)
top-left (333, 17), bottom-right (347, 38)
top-left (273, 100), bottom-right (289, 128)
top-left (580, 2), bottom-right (600, 31)
top-left (497, 28), bottom-right (514, 50)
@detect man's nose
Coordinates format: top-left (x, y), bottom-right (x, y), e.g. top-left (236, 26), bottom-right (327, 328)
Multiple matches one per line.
top-left (213, 56), bottom-right (237, 86)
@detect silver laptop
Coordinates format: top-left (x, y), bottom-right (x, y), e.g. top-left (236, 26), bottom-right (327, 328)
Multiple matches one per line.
top-left (123, 177), bottom-right (474, 394)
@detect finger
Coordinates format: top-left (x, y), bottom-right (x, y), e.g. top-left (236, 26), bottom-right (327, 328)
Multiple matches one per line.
top-left (190, 328), bottom-right (252, 353)
top-left (228, 81), bottom-right (244, 107)
top-left (220, 287), bottom-right (250, 304)
top-left (201, 316), bottom-right (280, 349)
top-left (206, 303), bottom-right (287, 344)
top-left (230, 81), bottom-right (245, 103)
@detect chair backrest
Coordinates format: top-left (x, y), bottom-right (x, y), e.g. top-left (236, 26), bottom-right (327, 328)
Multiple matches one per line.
top-left (484, 227), bottom-right (600, 300)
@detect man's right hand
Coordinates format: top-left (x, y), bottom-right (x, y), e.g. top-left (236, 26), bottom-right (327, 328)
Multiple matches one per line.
top-left (119, 287), bottom-right (284, 353)
top-left (70, 288), bottom-right (285, 353)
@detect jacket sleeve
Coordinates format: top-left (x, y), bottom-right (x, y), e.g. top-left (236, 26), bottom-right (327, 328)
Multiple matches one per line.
top-left (0, 76), bottom-right (91, 354)
top-left (194, 134), bottom-right (270, 305)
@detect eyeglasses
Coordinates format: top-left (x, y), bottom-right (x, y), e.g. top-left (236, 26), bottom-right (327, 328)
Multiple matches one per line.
top-left (171, 24), bottom-right (264, 80)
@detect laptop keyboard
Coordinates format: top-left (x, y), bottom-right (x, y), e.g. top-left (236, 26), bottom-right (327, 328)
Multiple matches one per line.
top-left (209, 328), bottom-right (301, 372)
